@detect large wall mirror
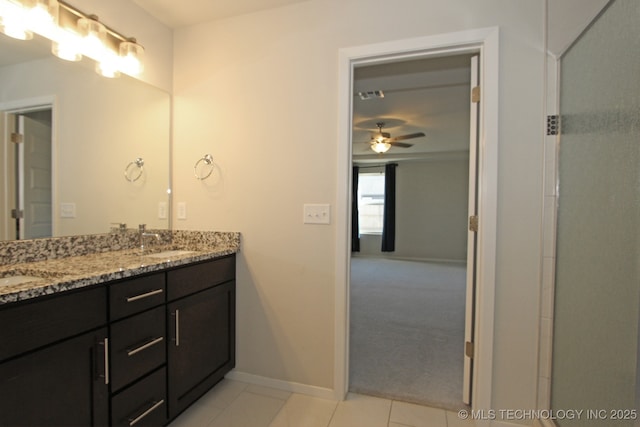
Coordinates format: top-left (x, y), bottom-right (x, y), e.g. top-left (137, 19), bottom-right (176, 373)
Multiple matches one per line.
top-left (0, 33), bottom-right (170, 241)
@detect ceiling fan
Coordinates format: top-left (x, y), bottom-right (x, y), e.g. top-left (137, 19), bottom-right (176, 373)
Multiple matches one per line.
top-left (367, 122), bottom-right (425, 153)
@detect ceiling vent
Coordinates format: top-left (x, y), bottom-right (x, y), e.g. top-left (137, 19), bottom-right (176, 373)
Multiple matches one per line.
top-left (358, 90), bottom-right (385, 100)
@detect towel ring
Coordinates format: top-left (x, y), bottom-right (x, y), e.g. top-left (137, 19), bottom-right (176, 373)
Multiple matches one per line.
top-left (194, 154), bottom-right (214, 180)
top-left (124, 157), bottom-right (144, 182)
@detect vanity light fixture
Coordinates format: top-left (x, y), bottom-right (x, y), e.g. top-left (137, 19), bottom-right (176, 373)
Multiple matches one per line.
top-left (0, 0), bottom-right (144, 78)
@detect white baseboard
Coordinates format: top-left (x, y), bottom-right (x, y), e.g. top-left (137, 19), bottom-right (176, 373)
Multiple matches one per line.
top-left (352, 254), bottom-right (466, 265)
top-left (225, 370), bottom-right (337, 401)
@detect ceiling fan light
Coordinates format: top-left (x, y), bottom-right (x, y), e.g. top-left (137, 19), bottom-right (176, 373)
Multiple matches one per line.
top-left (371, 141), bottom-right (391, 154)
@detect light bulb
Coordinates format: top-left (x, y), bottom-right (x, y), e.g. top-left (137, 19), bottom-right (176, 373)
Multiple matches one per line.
top-left (77, 16), bottom-right (107, 56)
top-left (371, 142), bottom-right (391, 153)
top-left (96, 49), bottom-right (121, 78)
top-left (52, 28), bottom-right (82, 61)
top-left (119, 39), bottom-right (144, 76)
top-left (26, 0), bottom-right (58, 35)
top-left (0, 0), bottom-right (32, 40)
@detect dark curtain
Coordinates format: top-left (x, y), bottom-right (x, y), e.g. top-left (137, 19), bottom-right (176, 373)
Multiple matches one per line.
top-left (351, 166), bottom-right (360, 252)
top-left (381, 163), bottom-right (397, 252)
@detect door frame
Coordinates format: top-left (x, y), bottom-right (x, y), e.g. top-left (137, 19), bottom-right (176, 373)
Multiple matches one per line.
top-left (0, 96), bottom-right (57, 240)
top-left (334, 27), bottom-right (499, 415)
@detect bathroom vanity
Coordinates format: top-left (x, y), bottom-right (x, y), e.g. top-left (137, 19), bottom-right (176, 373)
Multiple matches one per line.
top-left (0, 231), bottom-right (239, 427)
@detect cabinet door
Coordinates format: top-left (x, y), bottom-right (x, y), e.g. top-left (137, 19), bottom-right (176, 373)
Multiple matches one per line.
top-left (0, 328), bottom-right (109, 427)
top-left (167, 281), bottom-right (235, 418)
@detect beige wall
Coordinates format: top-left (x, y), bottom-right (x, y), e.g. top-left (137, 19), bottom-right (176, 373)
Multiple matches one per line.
top-left (172, 0), bottom-right (546, 415)
top-left (357, 158), bottom-right (469, 263)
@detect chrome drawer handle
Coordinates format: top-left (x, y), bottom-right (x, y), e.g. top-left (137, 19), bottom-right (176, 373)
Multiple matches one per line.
top-left (126, 288), bottom-right (163, 303)
top-left (172, 309), bottom-right (180, 347)
top-left (128, 399), bottom-right (164, 426)
top-left (99, 338), bottom-right (109, 385)
top-left (126, 336), bottom-right (164, 357)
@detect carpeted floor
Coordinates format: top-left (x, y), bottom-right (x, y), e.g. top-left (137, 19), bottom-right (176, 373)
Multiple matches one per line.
top-left (349, 257), bottom-right (467, 411)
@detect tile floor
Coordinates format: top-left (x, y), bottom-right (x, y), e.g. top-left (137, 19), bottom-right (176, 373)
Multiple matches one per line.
top-left (168, 379), bottom-right (475, 427)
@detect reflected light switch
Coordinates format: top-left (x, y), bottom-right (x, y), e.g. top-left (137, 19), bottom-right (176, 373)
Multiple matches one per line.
top-left (60, 203), bottom-right (76, 218)
top-left (177, 202), bottom-right (187, 220)
top-left (303, 204), bottom-right (330, 225)
top-left (158, 202), bottom-right (167, 219)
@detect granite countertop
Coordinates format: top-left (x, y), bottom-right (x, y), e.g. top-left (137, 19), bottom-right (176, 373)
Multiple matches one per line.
top-left (0, 240), bottom-right (238, 305)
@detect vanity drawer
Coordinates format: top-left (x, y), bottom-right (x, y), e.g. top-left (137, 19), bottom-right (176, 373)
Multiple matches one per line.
top-left (0, 286), bottom-right (107, 362)
top-left (111, 367), bottom-right (167, 427)
top-left (110, 273), bottom-right (166, 321)
top-left (167, 255), bottom-right (235, 301)
top-left (110, 306), bottom-right (166, 391)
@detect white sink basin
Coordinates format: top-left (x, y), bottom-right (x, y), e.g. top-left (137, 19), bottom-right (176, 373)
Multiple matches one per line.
top-left (144, 250), bottom-right (195, 259)
top-left (0, 275), bottom-right (42, 287)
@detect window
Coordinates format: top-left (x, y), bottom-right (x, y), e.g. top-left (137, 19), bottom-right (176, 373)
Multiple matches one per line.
top-left (357, 172), bottom-right (385, 234)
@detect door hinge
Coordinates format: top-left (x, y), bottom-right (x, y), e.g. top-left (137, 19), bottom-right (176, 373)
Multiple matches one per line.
top-left (465, 341), bottom-right (474, 358)
top-left (10, 132), bottom-right (23, 144)
top-left (11, 209), bottom-right (23, 219)
top-left (547, 115), bottom-right (560, 135)
top-left (469, 215), bottom-right (478, 232)
top-left (471, 86), bottom-right (480, 103)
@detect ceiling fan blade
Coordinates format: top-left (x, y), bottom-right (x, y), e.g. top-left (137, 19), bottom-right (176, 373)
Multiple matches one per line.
top-left (389, 141), bottom-right (413, 148)
top-left (390, 132), bottom-right (426, 141)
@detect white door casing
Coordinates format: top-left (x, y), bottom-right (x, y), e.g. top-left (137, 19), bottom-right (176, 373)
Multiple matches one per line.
top-left (335, 27), bottom-right (499, 420)
top-left (463, 54), bottom-right (480, 405)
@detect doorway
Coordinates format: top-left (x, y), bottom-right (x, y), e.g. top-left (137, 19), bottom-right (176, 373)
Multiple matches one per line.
top-left (1, 104), bottom-right (53, 240)
top-left (334, 28), bottom-right (499, 413)
top-left (348, 54), bottom-right (473, 410)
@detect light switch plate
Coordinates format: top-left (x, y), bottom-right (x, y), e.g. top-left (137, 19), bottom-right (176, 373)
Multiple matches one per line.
top-left (177, 202), bottom-right (187, 220)
top-left (303, 204), bottom-right (331, 224)
top-left (158, 202), bottom-right (167, 219)
top-left (60, 202), bottom-right (76, 218)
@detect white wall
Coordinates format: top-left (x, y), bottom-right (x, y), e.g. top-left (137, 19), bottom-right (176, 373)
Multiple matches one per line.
top-left (358, 158), bottom-right (469, 263)
top-left (547, 0), bottom-right (611, 56)
top-left (172, 0), bottom-right (546, 416)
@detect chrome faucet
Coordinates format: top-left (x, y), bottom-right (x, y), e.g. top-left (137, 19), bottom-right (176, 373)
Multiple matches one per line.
top-left (138, 224), bottom-right (160, 252)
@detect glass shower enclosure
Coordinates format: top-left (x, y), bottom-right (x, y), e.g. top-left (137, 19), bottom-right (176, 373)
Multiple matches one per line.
top-left (551, 0), bottom-right (640, 426)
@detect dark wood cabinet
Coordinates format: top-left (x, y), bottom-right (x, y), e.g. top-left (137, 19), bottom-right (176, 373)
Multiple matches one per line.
top-left (111, 368), bottom-right (167, 427)
top-left (110, 305), bottom-right (166, 392)
top-left (109, 273), bottom-right (168, 426)
top-left (0, 327), bottom-right (109, 427)
top-left (0, 286), bottom-right (108, 427)
top-left (167, 256), bottom-right (236, 419)
top-left (0, 254), bottom-right (235, 426)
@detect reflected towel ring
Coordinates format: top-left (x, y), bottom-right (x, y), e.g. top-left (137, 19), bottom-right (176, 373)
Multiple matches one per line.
top-left (124, 157), bottom-right (144, 182)
top-left (194, 154), bottom-right (214, 180)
